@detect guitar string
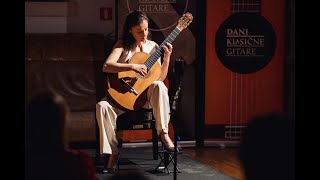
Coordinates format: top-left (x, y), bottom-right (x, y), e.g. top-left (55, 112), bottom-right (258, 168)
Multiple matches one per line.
top-left (144, 27), bottom-right (181, 69)
top-left (144, 28), bottom-right (181, 69)
top-left (127, 27), bottom-right (182, 88)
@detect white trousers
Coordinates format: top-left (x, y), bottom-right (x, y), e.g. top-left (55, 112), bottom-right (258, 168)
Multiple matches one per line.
top-left (96, 81), bottom-right (170, 155)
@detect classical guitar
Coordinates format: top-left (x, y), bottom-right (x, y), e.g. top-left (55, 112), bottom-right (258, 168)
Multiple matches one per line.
top-left (106, 12), bottom-right (193, 110)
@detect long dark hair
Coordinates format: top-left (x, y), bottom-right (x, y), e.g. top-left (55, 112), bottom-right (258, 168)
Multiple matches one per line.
top-left (122, 10), bottom-right (150, 51)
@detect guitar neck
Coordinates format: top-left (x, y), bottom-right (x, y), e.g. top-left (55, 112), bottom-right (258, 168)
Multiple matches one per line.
top-left (144, 27), bottom-right (182, 69)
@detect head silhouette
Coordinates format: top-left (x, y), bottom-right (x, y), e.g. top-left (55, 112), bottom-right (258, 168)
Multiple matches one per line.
top-left (239, 112), bottom-right (294, 180)
top-left (26, 90), bottom-right (69, 154)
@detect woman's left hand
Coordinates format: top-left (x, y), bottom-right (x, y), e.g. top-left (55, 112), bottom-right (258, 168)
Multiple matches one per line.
top-left (162, 42), bottom-right (173, 61)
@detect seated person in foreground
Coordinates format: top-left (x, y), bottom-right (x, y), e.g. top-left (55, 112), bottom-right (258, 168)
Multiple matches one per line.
top-left (25, 90), bottom-right (97, 180)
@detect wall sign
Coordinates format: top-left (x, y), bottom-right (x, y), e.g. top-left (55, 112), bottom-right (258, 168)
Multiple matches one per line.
top-left (126, 0), bottom-right (189, 31)
top-left (215, 12), bottom-right (276, 74)
top-left (100, 7), bottom-right (112, 20)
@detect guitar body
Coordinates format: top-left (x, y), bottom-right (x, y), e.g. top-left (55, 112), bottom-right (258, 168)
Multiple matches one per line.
top-left (106, 52), bottom-right (162, 110)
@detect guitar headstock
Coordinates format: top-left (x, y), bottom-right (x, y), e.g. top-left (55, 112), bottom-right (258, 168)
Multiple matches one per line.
top-left (177, 12), bottom-right (193, 31)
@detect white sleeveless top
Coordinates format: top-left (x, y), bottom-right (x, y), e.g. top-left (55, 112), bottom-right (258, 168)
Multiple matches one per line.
top-left (117, 40), bottom-right (160, 64)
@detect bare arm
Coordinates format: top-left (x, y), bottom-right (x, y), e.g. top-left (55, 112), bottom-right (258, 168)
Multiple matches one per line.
top-left (102, 41), bottom-right (132, 73)
top-left (158, 42), bottom-right (172, 81)
top-left (102, 41), bottom-right (148, 76)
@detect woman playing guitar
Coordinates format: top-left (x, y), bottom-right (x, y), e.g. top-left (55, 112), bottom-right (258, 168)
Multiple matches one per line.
top-left (96, 10), bottom-right (190, 173)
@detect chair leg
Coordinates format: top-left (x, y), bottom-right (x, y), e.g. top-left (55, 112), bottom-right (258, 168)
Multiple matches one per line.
top-left (95, 120), bottom-right (101, 162)
top-left (152, 128), bottom-right (158, 160)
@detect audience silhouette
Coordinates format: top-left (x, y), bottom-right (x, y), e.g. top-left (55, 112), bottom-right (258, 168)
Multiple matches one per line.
top-left (25, 90), bottom-right (97, 180)
top-left (239, 112), bottom-right (294, 180)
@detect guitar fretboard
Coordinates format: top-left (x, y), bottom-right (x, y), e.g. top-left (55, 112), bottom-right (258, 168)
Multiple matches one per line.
top-left (231, 0), bottom-right (261, 14)
top-left (144, 27), bottom-right (181, 69)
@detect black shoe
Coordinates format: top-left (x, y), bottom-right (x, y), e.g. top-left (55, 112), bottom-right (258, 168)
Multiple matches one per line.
top-left (102, 167), bottom-right (115, 174)
top-left (102, 153), bottom-right (120, 174)
top-left (165, 146), bottom-right (183, 153)
top-left (160, 138), bottom-right (183, 153)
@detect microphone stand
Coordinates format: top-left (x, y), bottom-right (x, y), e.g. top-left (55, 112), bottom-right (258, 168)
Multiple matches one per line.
top-left (173, 84), bottom-right (182, 180)
top-left (172, 58), bottom-right (185, 180)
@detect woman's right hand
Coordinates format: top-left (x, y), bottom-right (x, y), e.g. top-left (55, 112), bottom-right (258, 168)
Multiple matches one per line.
top-left (131, 64), bottom-right (148, 77)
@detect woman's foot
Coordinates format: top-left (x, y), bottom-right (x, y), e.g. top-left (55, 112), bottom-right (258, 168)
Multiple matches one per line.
top-left (160, 131), bottom-right (174, 149)
top-left (103, 153), bottom-right (119, 173)
top-left (159, 132), bottom-right (182, 153)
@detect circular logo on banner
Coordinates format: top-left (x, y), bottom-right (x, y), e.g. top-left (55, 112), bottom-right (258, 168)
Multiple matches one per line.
top-left (215, 13), bottom-right (276, 74)
top-left (126, 0), bottom-right (188, 31)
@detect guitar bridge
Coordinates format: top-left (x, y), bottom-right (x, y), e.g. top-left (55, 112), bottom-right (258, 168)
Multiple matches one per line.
top-left (121, 79), bottom-right (138, 95)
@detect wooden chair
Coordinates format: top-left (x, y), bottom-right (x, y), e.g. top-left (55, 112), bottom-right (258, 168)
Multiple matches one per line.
top-left (115, 108), bottom-right (159, 160)
top-left (95, 109), bottom-right (159, 165)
